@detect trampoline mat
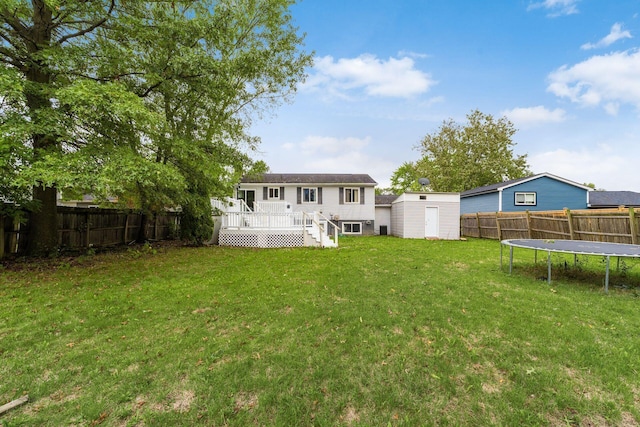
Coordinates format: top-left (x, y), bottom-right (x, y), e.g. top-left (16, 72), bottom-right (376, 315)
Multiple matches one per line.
top-left (502, 239), bottom-right (640, 257)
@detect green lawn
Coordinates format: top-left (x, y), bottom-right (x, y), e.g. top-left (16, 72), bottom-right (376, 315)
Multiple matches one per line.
top-left (1, 237), bottom-right (639, 426)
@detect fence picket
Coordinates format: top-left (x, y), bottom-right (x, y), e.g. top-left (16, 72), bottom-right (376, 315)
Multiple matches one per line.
top-left (461, 208), bottom-right (640, 244)
top-left (1, 207), bottom-right (180, 258)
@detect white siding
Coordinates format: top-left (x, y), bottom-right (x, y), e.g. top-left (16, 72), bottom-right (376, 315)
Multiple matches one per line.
top-left (375, 206), bottom-right (391, 235)
top-left (391, 192), bottom-right (460, 240)
top-left (238, 184), bottom-right (376, 221)
top-left (391, 199), bottom-right (405, 237)
top-left (399, 201), bottom-right (427, 238)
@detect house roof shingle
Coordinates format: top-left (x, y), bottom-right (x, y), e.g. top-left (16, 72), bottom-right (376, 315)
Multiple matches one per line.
top-left (589, 191), bottom-right (640, 208)
top-left (461, 172), bottom-right (590, 198)
top-left (375, 194), bottom-right (399, 205)
top-left (241, 173), bottom-right (377, 185)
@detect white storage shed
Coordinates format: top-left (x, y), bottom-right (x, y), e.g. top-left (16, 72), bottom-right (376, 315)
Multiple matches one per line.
top-left (390, 192), bottom-right (460, 240)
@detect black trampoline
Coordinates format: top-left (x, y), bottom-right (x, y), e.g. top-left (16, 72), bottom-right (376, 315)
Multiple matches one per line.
top-left (500, 239), bottom-right (640, 292)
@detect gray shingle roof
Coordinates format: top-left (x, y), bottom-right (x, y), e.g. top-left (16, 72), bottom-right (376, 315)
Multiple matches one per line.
top-left (461, 172), bottom-right (590, 197)
top-left (461, 176), bottom-right (530, 197)
top-left (589, 191), bottom-right (640, 207)
top-left (241, 173), bottom-right (377, 185)
top-left (375, 194), bottom-right (399, 205)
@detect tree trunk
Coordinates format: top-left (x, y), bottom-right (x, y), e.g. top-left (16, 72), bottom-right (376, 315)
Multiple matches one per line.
top-left (137, 212), bottom-right (151, 243)
top-left (23, 1), bottom-right (59, 256)
top-left (25, 186), bottom-right (59, 256)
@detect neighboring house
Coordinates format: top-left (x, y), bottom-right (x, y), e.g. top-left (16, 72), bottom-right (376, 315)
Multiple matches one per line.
top-left (237, 173), bottom-right (377, 235)
top-left (588, 191), bottom-right (640, 209)
top-left (57, 193), bottom-right (119, 208)
top-left (460, 172), bottom-right (591, 214)
top-left (390, 192), bottom-right (460, 239)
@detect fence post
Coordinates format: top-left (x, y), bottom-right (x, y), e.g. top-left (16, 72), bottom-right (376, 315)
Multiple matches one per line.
top-left (85, 211), bottom-right (91, 247)
top-left (475, 212), bottom-right (481, 238)
top-left (154, 215), bottom-right (159, 240)
top-left (630, 208), bottom-right (638, 245)
top-left (565, 208), bottom-right (575, 240)
top-left (0, 215), bottom-right (4, 260)
top-left (10, 217), bottom-right (19, 254)
top-left (124, 213), bottom-right (130, 244)
top-left (525, 210), bottom-right (532, 239)
top-left (496, 212), bottom-right (502, 241)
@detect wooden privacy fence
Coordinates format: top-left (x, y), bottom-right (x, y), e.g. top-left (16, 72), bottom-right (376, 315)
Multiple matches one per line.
top-left (1, 207), bottom-right (180, 258)
top-left (461, 208), bottom-right (640, 244)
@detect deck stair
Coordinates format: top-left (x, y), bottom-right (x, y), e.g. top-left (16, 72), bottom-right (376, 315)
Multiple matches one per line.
top-left (211, 198), bottom-right (338, 248)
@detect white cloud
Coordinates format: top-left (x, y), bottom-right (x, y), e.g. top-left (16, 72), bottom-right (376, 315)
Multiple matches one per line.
top-left (529, 145), bottom-right (637, 191)
top-left (304, 54), bottom-right (436, 99)
top-left (397, 50), bottom-right (431, 60)
top-left (501, 106), bottom-right (567, 128)
top-left (581, 23), bottom-right (632, 50)
top-left (547, 49), bottom-right (640, 113)
top-left (527, 0), bottom-right (580, 17)
top-left (267, 135), bottom-right (397, 188)
top-left (300, 135), bottom-right (370, 155)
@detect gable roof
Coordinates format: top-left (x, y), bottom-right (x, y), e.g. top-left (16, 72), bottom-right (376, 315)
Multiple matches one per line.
top-left (375, 194), bottom-right (399, 206)
top-left (588, 191), bottom-right (640, 208)
top-left (461, 172), bottom-right (591, 198)
top-left (241, 173), bottom-right (377, 185)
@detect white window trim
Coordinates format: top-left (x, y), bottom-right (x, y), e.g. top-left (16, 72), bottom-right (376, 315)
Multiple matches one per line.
top-left (268, 187), bottom-right (280, 200)
top-left (342, 222), bottom-right (362, 235)
top-left (344, 187), bottom-right (360, 204)
top-left (302, 187), bottom-right (317, 204)
top-left (515, 192), bottom-right (536, 206)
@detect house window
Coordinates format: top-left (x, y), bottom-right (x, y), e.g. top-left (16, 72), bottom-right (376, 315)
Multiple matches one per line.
top-left (344, 187), bottom-right (360, 204)
top-left (268, 187), bottom-right (280, 200)
top-left (342, 222), bottom-right (362, 234)
top-left (302, 187), bottom-right (317, 203)
top-left (515, 192), bottom-right (536, 206)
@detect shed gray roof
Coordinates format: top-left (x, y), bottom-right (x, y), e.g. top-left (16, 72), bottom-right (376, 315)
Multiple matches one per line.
top-left (241, 173), bottom-right (377, 185)
top-left (589, 191), bottom-right (640, 208)
top-left (461, 172), bottom-right (590, 197)
top-left (375, 194), bottom-right (399, 205)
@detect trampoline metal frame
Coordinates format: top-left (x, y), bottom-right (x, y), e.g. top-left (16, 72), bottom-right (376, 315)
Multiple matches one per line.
top-left (500, 239), bottom-right (640, 293)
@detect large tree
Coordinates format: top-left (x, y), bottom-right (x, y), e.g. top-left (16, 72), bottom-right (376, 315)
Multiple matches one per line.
top-left (410, 109), bottom-right (531, 192)
top-left (0, 0), bottom-right (311, 254)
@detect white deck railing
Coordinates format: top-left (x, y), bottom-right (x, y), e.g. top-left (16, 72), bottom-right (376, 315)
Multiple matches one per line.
top-left (213, 198), bottom-right (339, 247)
top-left (211, 197), bottom-right (252, 213)
top-left (303, 211), bottom-right (339, 247)
top-left (254, 201), bottom-right (292, 213)
top-left (223, 211), bottom-right (304, 229)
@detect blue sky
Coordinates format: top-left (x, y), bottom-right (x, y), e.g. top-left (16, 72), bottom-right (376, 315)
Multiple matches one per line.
top-left (250, 0), bottom-right (640, 191)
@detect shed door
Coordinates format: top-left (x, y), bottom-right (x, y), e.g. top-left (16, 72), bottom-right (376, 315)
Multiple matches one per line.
top-left (425, 206), bottom-right (439, 238)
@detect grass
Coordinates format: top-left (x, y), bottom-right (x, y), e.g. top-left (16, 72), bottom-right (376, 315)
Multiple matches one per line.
top-left (1, 237), bottom-right (640, 426)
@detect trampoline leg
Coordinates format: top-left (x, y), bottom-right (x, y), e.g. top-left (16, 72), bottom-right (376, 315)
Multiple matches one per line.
top-left (605, 256), bottom-right (610, 293)
top-left (509, 245), bottom-right (513, 274)
top-left (547, 251), bottom-right (551, 285)
top-left (500, 243), bottom-right (503, 271)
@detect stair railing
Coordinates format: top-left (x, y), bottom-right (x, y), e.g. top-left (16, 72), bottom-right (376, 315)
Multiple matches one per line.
top-left (302, 211), bottom-right (339, 247)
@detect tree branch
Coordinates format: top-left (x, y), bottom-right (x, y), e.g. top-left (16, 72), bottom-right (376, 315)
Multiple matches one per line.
top-left (0, 7), bottom-right (31, 42)
top-left (55, 0), bottom-right (115, 45)
top-left (0, 47), bottom-right (24, 69)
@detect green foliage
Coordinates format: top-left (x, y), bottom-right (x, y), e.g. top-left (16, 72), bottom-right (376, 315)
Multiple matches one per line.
top-left (0, 0), bottom-right (312, 253)
top-left (179, 191), bottom-right (215, 245)
top-left (410, 109), bottom-right (531, 192)
top-left (388, 161), bottom-right (425, 194)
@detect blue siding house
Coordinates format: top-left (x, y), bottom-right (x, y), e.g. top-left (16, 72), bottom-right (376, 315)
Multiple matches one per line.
top-left (460, 173), bottom-right (591, 214)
